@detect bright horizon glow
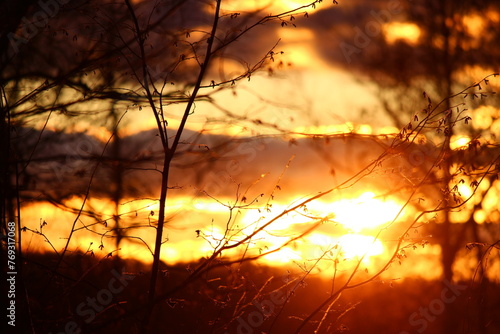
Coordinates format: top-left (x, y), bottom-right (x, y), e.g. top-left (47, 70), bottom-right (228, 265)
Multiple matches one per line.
top-left (293, 123), bottom-right (373, 136)
top-left (338, 234), bottom-right (384, 260)
top-left (234, 191), bottom-right (403, 269)
top-left (21, 188), bottom-right (496, 281)
top-left (220, 0), bottom-right (336, 13)
top-left (330, 192), bottom-right (402, 232)
top-left (308, 233), bottom-right (384, 261)
top-left (20, 191), bottom-right (402, 269)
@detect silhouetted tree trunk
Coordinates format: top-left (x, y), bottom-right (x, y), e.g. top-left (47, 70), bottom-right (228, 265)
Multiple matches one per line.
top-left (109, 106), bottom-right (125, 269)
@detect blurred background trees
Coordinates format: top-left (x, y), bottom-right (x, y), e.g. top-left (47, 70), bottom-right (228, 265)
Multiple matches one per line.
top-left (326, 1), bottom-right (500, 331)
top-left (1, 0), bottom-right (500, 333)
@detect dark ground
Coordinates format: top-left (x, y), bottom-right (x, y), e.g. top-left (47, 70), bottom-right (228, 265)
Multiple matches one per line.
top-left (11, 252), bottom-right (500, 334)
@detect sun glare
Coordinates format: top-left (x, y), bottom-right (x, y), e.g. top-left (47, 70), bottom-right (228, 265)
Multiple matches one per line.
top-left (263, 247), bottom-right (302, 263)
top-left (307, 233), bottom-right (384, 261)
top-left (21, 191), bottom-right (403, 272)
top-left (338, 234), bottom-right (384, 260)
top-left (231, 191), bottom-right (403, 269)
top-left (331, 192), bottom-right (402, 232)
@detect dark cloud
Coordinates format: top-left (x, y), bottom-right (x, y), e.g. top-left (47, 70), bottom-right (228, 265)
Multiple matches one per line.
top-left (12, 125), bottom-right (446, 204)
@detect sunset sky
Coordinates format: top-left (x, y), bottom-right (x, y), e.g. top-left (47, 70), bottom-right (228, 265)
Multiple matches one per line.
top-left (13, 0), bottom-right (500, 285)
top-left (5, 2), bottom-right (500, 334)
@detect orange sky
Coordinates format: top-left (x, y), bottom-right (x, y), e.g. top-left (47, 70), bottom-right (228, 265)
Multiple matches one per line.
top-left (18, 0), bottom-right (500, 284)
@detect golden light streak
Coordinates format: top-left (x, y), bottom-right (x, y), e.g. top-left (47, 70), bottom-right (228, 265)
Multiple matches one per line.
top-left (376, 126), bottom-right (400, 135)
top-left (20, 190), bottom-right (430, 278)
top-left (220, 0), bottom-right (335, 13)
top-left (293, 123), bottom-right (373, 136)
